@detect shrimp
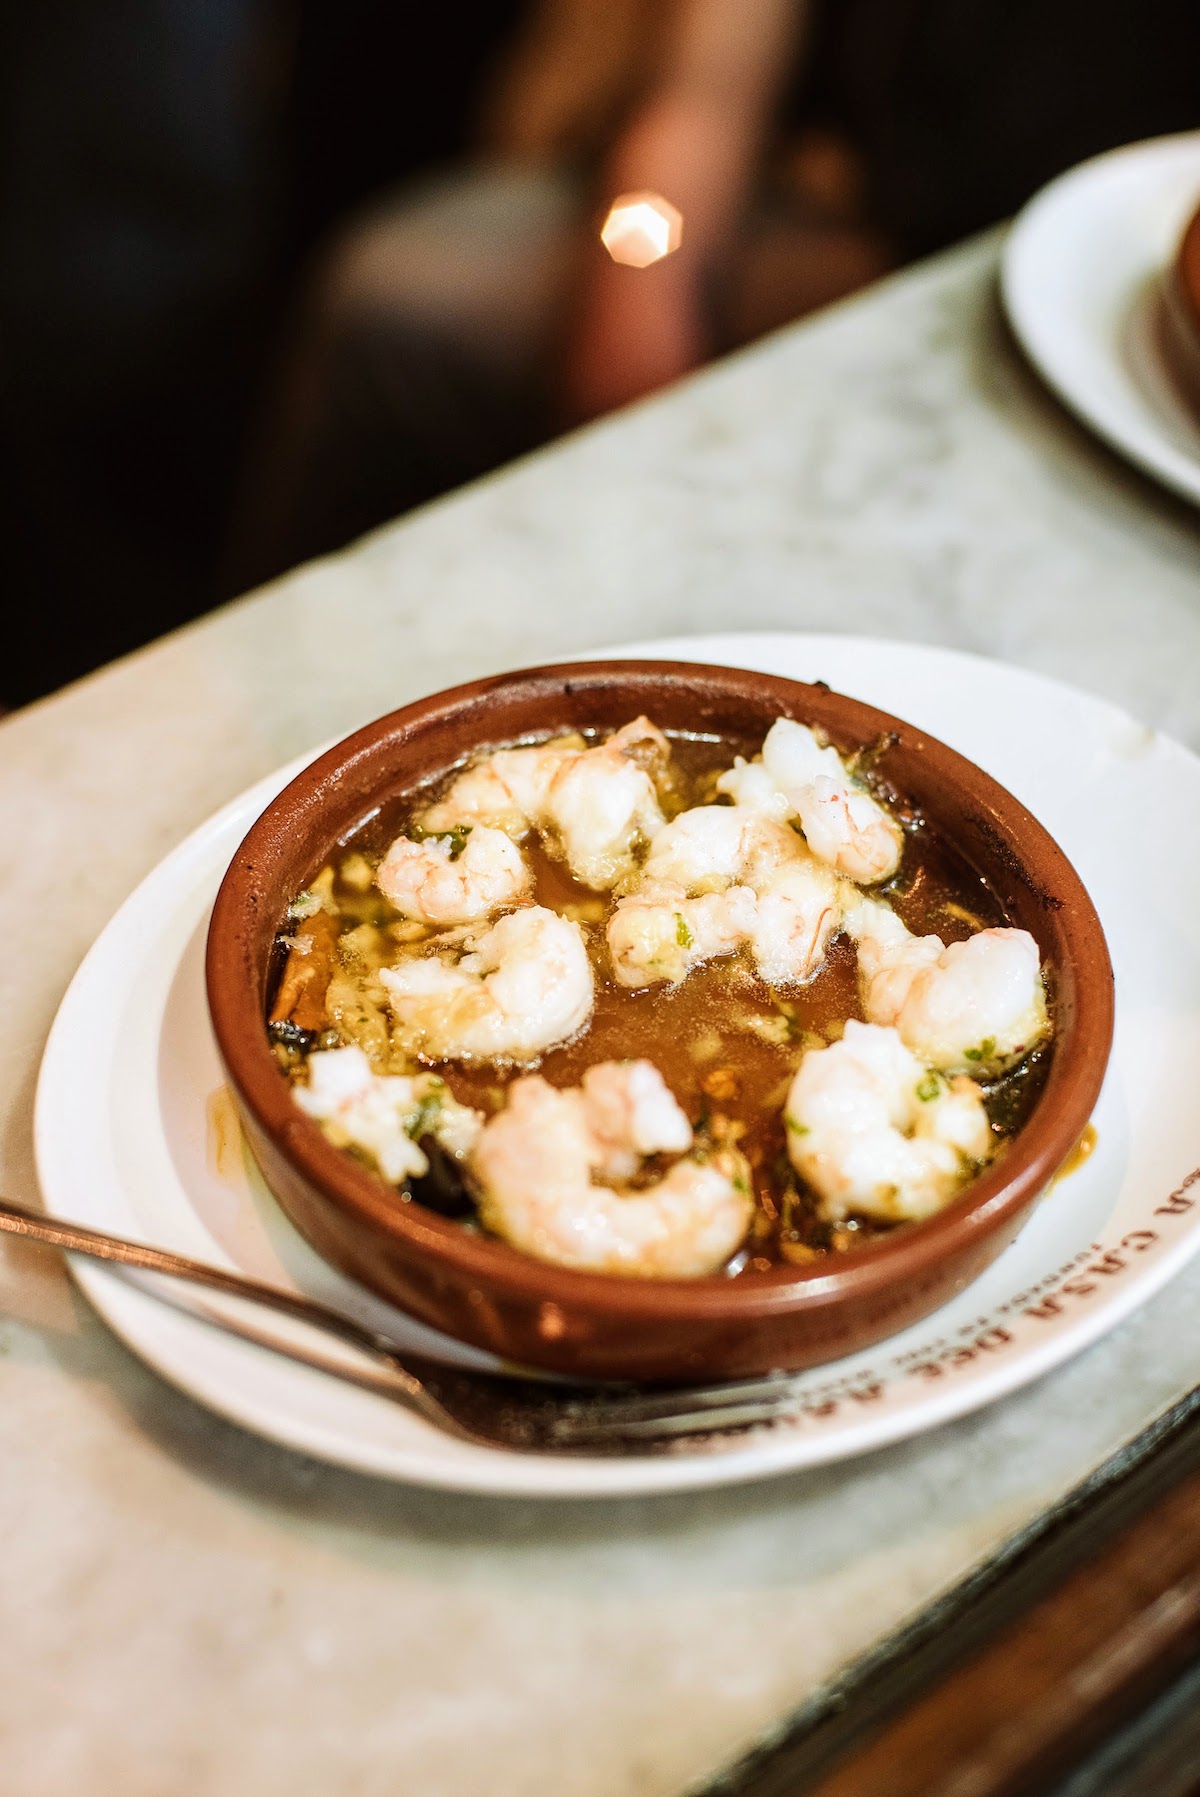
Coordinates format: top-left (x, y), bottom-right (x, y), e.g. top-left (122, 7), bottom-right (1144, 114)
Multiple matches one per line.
top-left (638, 804), bottom-right (753, 891)
top-left (417, 717), bottom-right (670, 889)
top-left (608, 881), bottom-right (757, 988)
top-left (785, 1021), bottom-right (993, 1222)
top-left (547, 718), bottom-right (670, 888)
top-left (717, 719), bottom-right (903, 885)
top-left (469, 1061), bottom-right (753, 1276)
top-left (846, 897), bottom-right (1049, 1077)
top-left (419, 734), bottom-right (584, 839)
top-left (379, 905), bottom-right (593, 1063)
top-left (713, 756), bottom-right (792, 822)
top-left (293, 1045), bottom-right (482, 1183)
top-left (609, 803), bottom-right (843, 988)
top-left (579, 1057), bottom-right (694, 1174)
top-left (375, 823), bottom-right (532, 925)
top-left (751, 860), bottom-right (844, 989)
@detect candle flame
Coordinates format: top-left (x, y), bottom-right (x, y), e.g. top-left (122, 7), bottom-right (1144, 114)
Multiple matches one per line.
top-left (600, 192), bottom-right (683, 268)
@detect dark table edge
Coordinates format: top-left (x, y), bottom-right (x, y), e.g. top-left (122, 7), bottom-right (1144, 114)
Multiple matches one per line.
top-left (699, 1382), bottom-right (1200, 1796)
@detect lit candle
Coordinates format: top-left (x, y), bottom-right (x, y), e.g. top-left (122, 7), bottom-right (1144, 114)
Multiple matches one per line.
top-left (599, 192), bottom-right (684, 268)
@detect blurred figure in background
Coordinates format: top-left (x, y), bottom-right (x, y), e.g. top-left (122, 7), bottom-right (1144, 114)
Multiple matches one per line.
top-left (229, 0), bottom-right (1200, 584)
top-left (231, 0), bottom-right (884, 585)
top-left (2, 0), bottom-right (1197, 702)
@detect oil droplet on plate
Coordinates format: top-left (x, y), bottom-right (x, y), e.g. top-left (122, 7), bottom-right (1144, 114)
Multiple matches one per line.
top-left (1054, 1122), bottom-right (1098, 1184)
top-left (207, 1086), bottom-right (246, 1185)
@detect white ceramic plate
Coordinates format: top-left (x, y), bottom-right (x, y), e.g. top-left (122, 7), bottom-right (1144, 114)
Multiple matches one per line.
top-left (1002, 131), bottom-right (1200, 505)
top-left (34, 633), bottom-right (1200, 1497)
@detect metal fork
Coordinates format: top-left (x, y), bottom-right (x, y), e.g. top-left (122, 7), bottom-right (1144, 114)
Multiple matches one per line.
top-left (0, 1197), bottom-right (809, 1455)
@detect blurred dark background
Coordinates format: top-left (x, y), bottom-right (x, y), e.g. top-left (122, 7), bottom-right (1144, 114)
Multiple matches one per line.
top-left (1, 0), bottom-right (1196, 708)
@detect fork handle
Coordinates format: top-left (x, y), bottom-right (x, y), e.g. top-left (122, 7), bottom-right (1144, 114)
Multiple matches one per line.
top-left (0, 1196), bottom-right (606, 1450)
top-left (0, 1195), bottom-right (425, 1387)
top-left (0, 1197), bottom-right (808, 1452)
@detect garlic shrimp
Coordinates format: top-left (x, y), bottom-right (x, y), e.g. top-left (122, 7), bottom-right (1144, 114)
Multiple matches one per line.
top-left (718, 719), bottom-right (903, 885)
top-left (375, 823), bottom-right (532, 926)
top-left (846, 897), bottom-right (1049, 1077)
top-left (294, 1045), bottom-right (482, 1182)
top-left (470, 1061), bottom-right (753, 1276)
top-left (785, 1021), bottom-right (993, 1222)
top-left (607, 881), bottom-right (757, 988)
top-left (416, 717), bottom-right (670, 888)
top-left (380, 906), bottom-right (593, 1063)
top-left (609, 803), bottom-right (843, 988)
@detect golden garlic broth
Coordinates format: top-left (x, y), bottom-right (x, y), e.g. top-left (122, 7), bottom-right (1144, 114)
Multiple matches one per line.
top-left (268, 731), bottom-right (1047, 1268)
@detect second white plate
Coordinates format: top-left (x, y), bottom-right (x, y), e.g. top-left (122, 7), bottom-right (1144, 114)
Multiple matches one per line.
top-left (1002, 130), bottom-right (1200, 504)
top-left (33, 633), bottom-right (1200, 1496)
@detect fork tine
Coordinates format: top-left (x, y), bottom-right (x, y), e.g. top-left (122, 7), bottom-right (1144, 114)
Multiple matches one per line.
top-left (546, 1374), bottom-right (803, 1429)
top-left (544, 1383), bottom-right (806, 1446)
top-left (548, 1394), bottom-right (802, 1445)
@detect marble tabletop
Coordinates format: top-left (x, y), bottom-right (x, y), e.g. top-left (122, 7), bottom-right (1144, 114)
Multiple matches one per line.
top-left (2, 228), bottom-right (1199, 1797)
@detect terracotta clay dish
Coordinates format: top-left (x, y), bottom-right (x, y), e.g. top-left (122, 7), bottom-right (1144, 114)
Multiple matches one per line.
top-left (1160, 201), bottom-right (1200, 417)
top-left (206, 661), bottom-right (1114, 1384)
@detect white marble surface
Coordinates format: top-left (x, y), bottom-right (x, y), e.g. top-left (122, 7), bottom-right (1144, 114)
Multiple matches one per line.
top-left (2, 230), bottom-right (1199, 1797)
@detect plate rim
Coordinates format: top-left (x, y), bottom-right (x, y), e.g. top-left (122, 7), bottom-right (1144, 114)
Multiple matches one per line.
top-left (1001, 128), bottom-right (1200, 504)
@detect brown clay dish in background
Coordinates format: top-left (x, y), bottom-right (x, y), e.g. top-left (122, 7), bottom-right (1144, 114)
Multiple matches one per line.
top-left (1160, 202), bottom-right (1200, 418)
top-left (206, 661), bottom-right (1114, 1384)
